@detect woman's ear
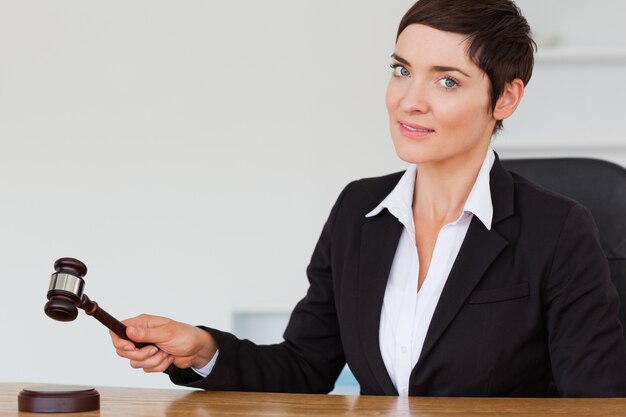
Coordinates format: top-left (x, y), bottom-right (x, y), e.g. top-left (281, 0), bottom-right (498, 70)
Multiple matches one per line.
top-left (493, 79), bottom-right (525, 121)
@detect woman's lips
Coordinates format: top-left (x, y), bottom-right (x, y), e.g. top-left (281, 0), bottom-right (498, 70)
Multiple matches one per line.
top-left (398, 121), bottom-right (435, 139)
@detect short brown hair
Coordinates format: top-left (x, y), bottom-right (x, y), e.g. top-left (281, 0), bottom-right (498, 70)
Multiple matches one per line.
top-left (397, 0), bottom-right (536, 133)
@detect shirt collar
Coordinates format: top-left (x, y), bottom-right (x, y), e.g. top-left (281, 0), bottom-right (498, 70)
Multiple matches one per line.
top-left (365, 164), bottom-right (416, 225)
top-left (365, 147), bottom-right (495, 230)
top-left (464, 147), bottom-right (494, 230)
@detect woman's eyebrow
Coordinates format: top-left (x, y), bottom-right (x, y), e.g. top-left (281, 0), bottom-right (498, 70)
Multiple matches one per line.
top-left (390, 53), bottom-right (411, 67)
top-left (432, 65), bottom-right (471, 78)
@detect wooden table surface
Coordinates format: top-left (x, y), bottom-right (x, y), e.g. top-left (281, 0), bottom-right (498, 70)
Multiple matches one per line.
top-left (2, 382), bottom-right (626, 416)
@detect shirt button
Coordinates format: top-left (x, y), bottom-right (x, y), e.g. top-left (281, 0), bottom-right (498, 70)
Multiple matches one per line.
top-left (401, 346), bottom-right (407, 354)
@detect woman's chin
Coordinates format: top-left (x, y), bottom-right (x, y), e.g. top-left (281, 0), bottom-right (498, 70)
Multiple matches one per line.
top-left (392, 142), bottom-right (433, 165)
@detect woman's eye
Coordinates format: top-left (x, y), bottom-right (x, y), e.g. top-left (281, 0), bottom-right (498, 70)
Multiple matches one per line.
top-left (391, 64), bottom-right (410, 78)
top-left (438, 77), bottom-right (459, 89)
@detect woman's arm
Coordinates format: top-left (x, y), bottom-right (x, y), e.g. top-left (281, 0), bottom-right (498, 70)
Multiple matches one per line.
top-left (111, 182), bottom-right (354, 393)
top-left (545, 203), bottom-right (626, 397)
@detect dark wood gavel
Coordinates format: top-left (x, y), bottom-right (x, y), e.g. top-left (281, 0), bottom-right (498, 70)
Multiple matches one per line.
top-left (44, 257), bottom-right (150, 349)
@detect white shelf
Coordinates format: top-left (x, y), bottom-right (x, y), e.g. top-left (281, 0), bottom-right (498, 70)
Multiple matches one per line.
top-left (536, 48), bottom-right (626, 62)
top-left (495, 137), bottom-right (626, 151)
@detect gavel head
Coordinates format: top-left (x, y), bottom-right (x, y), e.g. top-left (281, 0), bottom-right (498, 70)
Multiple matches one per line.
top-left (44, 258), bottom-right (88, 322)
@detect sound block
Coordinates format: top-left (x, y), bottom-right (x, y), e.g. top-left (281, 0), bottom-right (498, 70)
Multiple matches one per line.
top-left (18, 385), bottom-right (100, 413)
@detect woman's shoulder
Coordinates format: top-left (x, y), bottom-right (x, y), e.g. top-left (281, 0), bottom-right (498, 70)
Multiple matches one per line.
top-left (508, 170), bottom-right (587, 213)
top-left (346, 171), bottom-right (405, 195)
top-left (505, 170), bottom-right (598, 239)
top-left (332, 170), bottom-right (405, 218)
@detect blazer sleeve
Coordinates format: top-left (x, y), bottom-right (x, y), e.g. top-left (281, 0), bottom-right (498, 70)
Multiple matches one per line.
top-left (545, 203), bottom-right (626, 397)
top-left (166, 183), bottom-right (352, 393)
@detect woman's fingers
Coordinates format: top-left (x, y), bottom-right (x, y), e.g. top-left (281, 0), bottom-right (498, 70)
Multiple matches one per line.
top-left (129, 349), bottom-right (171, 372)
top-left (115, 344), bottom-right (159, 361)
top-left (110, 314), bottom-right (218, 374)
top-left (110, 314), bottom-right (172, 353)
top-left (110, 330), bottom-right (135, 350)
top-left (144, 355), bottom-right (175, 373)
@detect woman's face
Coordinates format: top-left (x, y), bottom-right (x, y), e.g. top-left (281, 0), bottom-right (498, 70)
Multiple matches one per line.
top-left (386, 24), bottom-right (497, 167)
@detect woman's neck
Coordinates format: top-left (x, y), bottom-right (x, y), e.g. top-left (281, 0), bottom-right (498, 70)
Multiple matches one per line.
top-left (412, 145), bottom-right (489, 225)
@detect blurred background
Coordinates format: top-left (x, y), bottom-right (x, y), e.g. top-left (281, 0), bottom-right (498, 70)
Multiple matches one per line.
top-left (1, 0), bottom-right (624, 391)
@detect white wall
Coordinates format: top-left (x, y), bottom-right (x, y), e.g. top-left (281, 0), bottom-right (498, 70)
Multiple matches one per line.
top-left (498, 0), bottom-right (626, 164)
top-left (0, 0), bottom-right (624, 389)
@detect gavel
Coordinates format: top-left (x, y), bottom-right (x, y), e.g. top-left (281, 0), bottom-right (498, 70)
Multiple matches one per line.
top-left (44, 257), bottom-right (150, 349)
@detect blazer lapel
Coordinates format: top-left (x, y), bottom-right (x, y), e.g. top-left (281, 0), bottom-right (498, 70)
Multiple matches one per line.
top-left (415, 155), bottom-right (515, 367)
top-left (358, 210), bottom-right (403, 395)
top-left (416, 218), bottom-right (508, 366)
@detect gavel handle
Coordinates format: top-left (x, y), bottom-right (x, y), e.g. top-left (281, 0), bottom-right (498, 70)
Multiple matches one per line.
top-left (77, 294), bottom-right (150, 349)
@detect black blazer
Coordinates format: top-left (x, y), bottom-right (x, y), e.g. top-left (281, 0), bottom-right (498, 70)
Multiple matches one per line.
top-left (169, 156), bottom-right (626, 397)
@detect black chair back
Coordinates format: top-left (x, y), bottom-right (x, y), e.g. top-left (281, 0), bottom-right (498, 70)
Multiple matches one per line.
top-left (502, 158), bottom-right (626, 341)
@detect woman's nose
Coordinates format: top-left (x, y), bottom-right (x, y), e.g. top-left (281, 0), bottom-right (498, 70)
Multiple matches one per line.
top-left (399, 80), bottom-right (429, 114)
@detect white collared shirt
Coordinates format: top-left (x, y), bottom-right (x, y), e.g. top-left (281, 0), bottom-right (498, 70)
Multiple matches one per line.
top-left (366, 147), bottom-right (495, 396)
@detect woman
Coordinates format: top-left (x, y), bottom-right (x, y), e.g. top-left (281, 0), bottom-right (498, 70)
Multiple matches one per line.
top-left (111, 0), bottom-right (626, 397)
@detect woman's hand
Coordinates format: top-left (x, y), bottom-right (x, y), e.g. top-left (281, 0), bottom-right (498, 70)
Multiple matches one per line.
top-left (110, 314), bottom-right (217, 372)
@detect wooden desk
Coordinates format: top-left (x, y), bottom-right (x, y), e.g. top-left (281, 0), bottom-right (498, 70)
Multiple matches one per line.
top-left (2, 382), bottom-right (626, 417)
